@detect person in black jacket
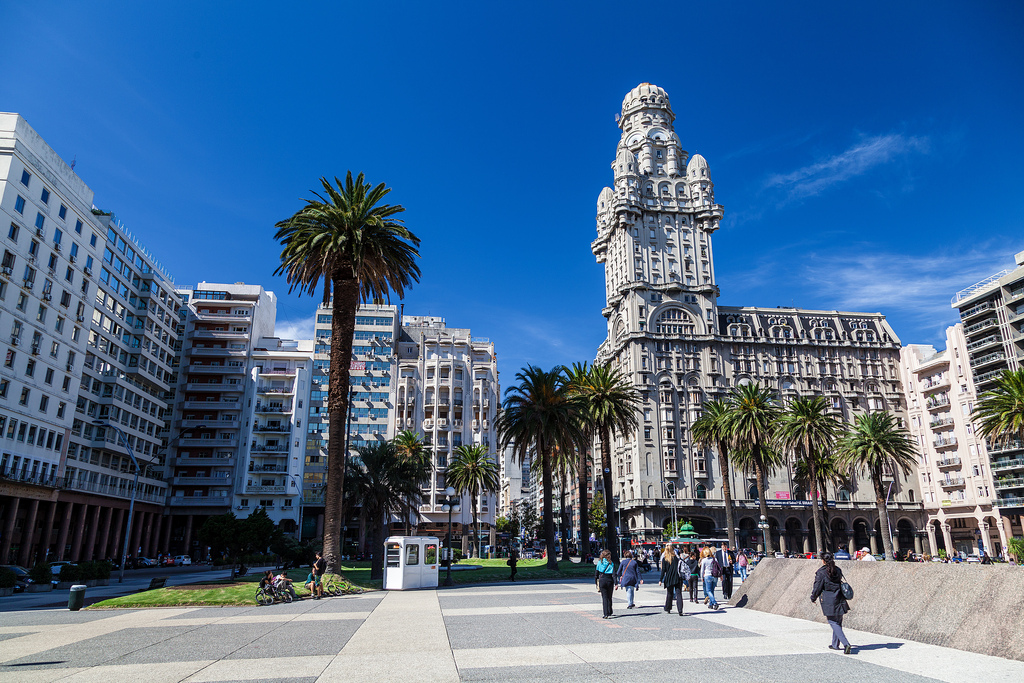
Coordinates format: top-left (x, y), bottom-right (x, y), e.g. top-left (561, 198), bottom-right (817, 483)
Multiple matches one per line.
top-left (810, 552), bottom-right (853, 654)
top-left (658, 545), bottom-right (685, 615)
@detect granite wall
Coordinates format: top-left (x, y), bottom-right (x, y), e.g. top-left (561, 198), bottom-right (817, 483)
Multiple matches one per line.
top-left (731, 558), bottom-right (1024, 661)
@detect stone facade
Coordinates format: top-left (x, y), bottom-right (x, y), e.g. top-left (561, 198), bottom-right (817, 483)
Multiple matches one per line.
top-left (591, 84), bottom-right (925, 554)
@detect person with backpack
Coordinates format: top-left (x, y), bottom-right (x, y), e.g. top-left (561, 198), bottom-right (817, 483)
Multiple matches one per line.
top-left (658, 544), bottom-right (686, 616)
top-left (616, 549), bottom-right (642, 609)
top-left (699, 547), bottom-right (721, 610)
top-left (810, 552), bottom-right (853, 654)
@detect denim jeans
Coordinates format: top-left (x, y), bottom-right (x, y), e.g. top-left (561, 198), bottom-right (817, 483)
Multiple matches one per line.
top-left (703, 576), bottom-right (719, 607)
top-left (738, 566), bottom-right (748, 581)
top-left (624, 585), bottom-right (635, 607)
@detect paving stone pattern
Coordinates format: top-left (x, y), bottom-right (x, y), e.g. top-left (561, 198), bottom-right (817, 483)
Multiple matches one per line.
top-left (0, 579), bottom-right (1021, 682)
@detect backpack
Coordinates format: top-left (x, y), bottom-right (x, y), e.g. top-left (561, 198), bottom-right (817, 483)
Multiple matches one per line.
top-left (710, 558), bottom-right (722, 578)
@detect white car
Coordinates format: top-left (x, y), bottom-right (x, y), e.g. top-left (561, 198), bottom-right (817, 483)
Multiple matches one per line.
top-left (173, 555), bottom-right (192, 566)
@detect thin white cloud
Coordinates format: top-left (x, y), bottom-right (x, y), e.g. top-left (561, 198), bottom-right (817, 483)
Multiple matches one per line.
top-left (765, 134), bottom-right (929, 201)
top-left (275, 315), bottom-right (316, 341)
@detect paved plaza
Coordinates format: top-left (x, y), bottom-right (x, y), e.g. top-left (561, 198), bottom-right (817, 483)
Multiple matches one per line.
top-left (0, 578), bottom-right (1021, 682)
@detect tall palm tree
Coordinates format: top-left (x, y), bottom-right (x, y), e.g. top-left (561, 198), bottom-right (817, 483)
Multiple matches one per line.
top-left (728, 382), bottom-right (783, 553)
top-left (448, 445), bottom-right (499, 558)
top-left (393, 430), bottom-right (431, 535)
top-left (274, 172), bottom-right (420, 573)
top-left (972, 369), bottom-right (1024, 449)
top-left (564, 362), bottom-right (596, 558)
top-left (570, 364), bottom-right (640, 562)
top-left (691, 399), bottom-right (737, 549)
top-left (836, 411), bottom-right (918, 561)
top-left (347, 441), bottom-right (423, 580)
top-left (793, 452), bottom-right (846, 550)
top-left (496, 365), bottom-right (585, 570)
top-left (776, 396), bottom-right (842, 557)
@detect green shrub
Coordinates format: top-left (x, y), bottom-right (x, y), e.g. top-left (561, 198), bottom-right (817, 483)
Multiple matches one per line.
top-left (29, 562), bottom-right (52, 583)
top-left (59, 564), bottom-right (80, 582)
top-left (78, 561), bottom-right (95, 580)
top-left (94, 561), bottom-right (112, 580)
top-left (0, 567), bottom-right (17, 589)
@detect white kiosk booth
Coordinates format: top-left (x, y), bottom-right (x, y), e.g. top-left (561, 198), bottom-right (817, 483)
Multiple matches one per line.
top-left (383, 536), bottom-right (440, 590)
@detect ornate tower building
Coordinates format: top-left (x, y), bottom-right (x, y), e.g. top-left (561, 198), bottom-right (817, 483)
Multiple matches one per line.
top-left (592, 84), bottom-right (925, 555)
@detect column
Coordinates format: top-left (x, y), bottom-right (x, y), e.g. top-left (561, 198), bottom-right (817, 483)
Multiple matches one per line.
top-left (182, 515), bottom-right (194, 556)
top-left (161, 514), bottom-right (172, 554)
top-left (869, 533), bottom-right (878, 556)
top-left (83, 505), bottom-right (101, 560)
top-left (941, 523), bottom-right (954, 554)
top-left (1, 497), bottom-right (21, 564)
top-left (802, 532), bottom-right (811, 555)
top-left (130, 511), bottom-right (146, 559)
top-left (38, 500), bottom-right (58, 563)
top-left (996, 517), bottom-right (1010, 558)
top-left (914, 533), bottom-right (923, 556)
top-left (149, 514), bottom-right (163, 557)
top-left (17, 499), bottom-right (40, 567)
top-left (55, 502), bottom-right (74, 560)
top-left (778, 534), bottom-right (787, 554)
top-left (108, 508), bottom-right (125, 560)
top-left (926, 521), bottom-right (938, 556)
top-left (848, 536), bottom-right (856, 555)
top-left (69, 504), bottom-right (89, 561)
top-left (95, 507), bottom-right (112, 562)
top-left (978, 520), bottom-right (993, 555)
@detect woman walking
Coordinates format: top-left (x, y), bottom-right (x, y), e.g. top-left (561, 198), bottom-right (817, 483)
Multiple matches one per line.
top-left (658, 544), bottom-right (685, 615)
top-left (683, 550), bottom-right (700, 602)
top-left (616, 550), bottom-right (642, 609)
top-left (736, 550), bottom-right (749, 582)
top-left (595, 550), bottom-right (617, 619)
top-left (810, 552), bottom-right (853, 654)
top-left (699, 547), bottom-right (720, 610)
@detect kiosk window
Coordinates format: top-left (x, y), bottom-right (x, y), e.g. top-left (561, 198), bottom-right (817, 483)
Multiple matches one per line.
top-left (406, 544), bottom-right (420, 566)
top-left (386, 543), bottom-right (402, 568)
top-left (425, 544), bottom-right (437, 564)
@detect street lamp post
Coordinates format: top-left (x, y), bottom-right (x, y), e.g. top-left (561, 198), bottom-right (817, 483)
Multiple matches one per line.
top-left (439, 486), bottom-right (461, 587)
top-left (757, 514), bottom-right (770, 558)
top-left (664, 481), bottom-right (677, 537)
top-left (94, 420), bottom-right (139, 584)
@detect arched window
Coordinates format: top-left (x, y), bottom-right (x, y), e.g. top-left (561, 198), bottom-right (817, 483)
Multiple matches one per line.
top-left (695, 483), bottom-right (707, 499)
top-left (748, 485), bottom-right (758, 500)
top-left (908, 489), bottom-right (915, 502)
top-left (838, 488), bottom-right (851, 502)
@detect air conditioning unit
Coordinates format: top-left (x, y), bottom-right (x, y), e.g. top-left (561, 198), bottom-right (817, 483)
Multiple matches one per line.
top-left (36, 228), bottom-right (44, 237)
top-left (23, 279), bottom-right (33, 289)
top-left (42, 292), bottom-right (52, 301)
top-left (30, 345), bottom-right (40, 355)
top-left (66, 362), bottom-right (74, 372)
top-left (10, 336), bottom-right (19, 346)
top-left (69, 255), bottom-right (76, 264)
top-left (76, 314), bottom-right (85, 322)
top-left (54, 243), bottom-right (62, 252)
top-left (83, 267), bottom-right (92, 275)
top-left (0, 266), bottom-right (11, 276)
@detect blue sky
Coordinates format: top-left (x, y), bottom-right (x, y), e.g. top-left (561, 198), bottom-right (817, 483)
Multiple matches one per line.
top-left (2, 1), bottom-right (1022, 384)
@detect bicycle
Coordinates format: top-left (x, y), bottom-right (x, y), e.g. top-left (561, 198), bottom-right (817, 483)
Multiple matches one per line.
top-left (255, 583), bottom-right (293, 605)
top-left (321, 575), bottom-right (344, 597)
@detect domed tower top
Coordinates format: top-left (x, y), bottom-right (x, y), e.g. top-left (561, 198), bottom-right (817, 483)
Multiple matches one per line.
top-left (613, 145), bottom-right (638, 179)
top-left (620, 83), bottom-right (674, 125)
top-left (687, 153), bottom-right (710, 179)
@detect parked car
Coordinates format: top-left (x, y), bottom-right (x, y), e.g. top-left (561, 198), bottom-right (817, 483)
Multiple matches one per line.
top-left (173, 555), bottom-right (192, 566)
top-left (159, 556), bottom-right (177, 567)
top-left (0, 565), bottom-right (30, 592)
top-left (133, 557), bottom-right (157, 568)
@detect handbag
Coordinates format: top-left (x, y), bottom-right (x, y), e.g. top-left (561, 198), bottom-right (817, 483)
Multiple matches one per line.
top-left (840, 580), bottom-right (854, 600)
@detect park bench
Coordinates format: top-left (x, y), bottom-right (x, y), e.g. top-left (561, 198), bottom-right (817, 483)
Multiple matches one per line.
top-left (144, 577), bottom-right (167, 591)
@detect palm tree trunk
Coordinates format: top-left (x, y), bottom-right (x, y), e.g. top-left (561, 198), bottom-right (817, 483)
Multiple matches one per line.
top-left (404, 499), bottom-right (412, 536)
top-left (471, 493), bottom-right (479, 559)
top-left (578, 442), bottom-right (590, 558)
top-left (717, 439), bottom-right (736, 550)
top-left (600, 426), bottom-right (618, 563)
top-left (754, 449), bottom-right (774, 554)
top-left (324, 273), bottom-right (359, 575)
top-left (559, 470), bottom-right (569, 561)
top-left (809, 457), bottom-right (825, 557)
top-left (874, 474), bottom-right (895, 560)
top-left (539, 436), bottom-right (558, 570)
top-left (368, 510), bottom-right (385, 580)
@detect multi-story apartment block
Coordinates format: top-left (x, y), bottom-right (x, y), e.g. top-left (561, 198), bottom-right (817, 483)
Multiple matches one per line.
top-left (1, 114), bottom-right (104, 564)
top-left (302, 304), bottom-right (400, 547)
top-left (165, 283), bottom-right (279, 556)
top-left (901, 325), bottom-right (1012, 557)
top-left (591, 84), bottom-right (925, 555)
top-left (396, 316), bottom-right (500, 553)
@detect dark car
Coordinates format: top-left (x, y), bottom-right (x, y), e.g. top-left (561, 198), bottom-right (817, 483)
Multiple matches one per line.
top-left (0, 565), bottom-right (30, 592)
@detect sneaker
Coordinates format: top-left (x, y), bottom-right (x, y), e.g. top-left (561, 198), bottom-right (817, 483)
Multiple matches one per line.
top-left (828, 645), bottom-right (840, 650)
top-left (844, 645), bottom-right (853, 655)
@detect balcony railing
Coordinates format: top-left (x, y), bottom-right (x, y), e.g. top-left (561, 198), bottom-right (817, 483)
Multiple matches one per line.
top-left (975, 368), bottom-right (1005, 384)
top-left (960, 301), bottom-right (995, 321)
top-left (925, 397), bottom-right (950, 410)
top-left (991, 457), bottom-right (1024, 471)
top-left (970, 351), bottom-right (1006, 368)
top-left (994, 476), bottom-right (1024, 490)
top-left (253, 425), bottom-right (291, 433)
top-left (995, 495), bottom-right (1024, 507)
top-left (929, 417), bottom-right (955, 429)
top-left (0, 467), bottom-right (60, 488)
top-left (987, 439), bottom-right (1024, 455)
top-left (175, 456), bottom-right (235, 467)
top-left (964, 318), bottom-right (999, 335)
top-left (966, 334), bottom-right (1002, 352)
top-left (246, 484), bottom-right (287, 493)
top-left (936, 457), bottom-right (961, 468)
top-left (257, 385), bottom-right (294, 394)
top-left (169, 495), bottom-right (231, 506)
top-left (933, 437), bottom-right (958, 449)
top-left (939, 476), bottom-right (965, 488)
top-left (63, 477), bottom-right (166, 504)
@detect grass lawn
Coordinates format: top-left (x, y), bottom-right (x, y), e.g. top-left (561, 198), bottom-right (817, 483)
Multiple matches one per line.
top-left (88, 558), bottom-right (595, 608)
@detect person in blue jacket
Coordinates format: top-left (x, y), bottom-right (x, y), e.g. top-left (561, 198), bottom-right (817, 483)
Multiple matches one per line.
top-left (595, 550), bottom-right (617, 619)
top-left (616, 549), bottom-right (642, 609)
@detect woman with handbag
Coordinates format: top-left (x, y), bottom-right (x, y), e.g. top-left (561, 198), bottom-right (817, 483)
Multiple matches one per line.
top-left (595, 550), bottom-right (617, 619)
top-left (658, 544), bottom-right (685, 615)
top-left (810, 552), bottom-right (854, 654)
top-left (616, 550), bottom-right (642, 609)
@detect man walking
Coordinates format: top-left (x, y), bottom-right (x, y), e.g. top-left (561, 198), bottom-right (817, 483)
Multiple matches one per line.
top-left (714, 544), bottom-right (735, 601)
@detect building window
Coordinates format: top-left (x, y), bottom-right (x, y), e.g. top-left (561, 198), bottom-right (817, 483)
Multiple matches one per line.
top-left (21, 170), bottom-right (31, 186)
top-left (35, 213), bottom-right (45, 230)
top-left (58, 205), bottom-right (67, 220)
top-left (695, 483), bottom-right (707, 499)
top-left (14, 196), bottom-right (25, 214)
top-left (40, 188), bottom-right (50, 204)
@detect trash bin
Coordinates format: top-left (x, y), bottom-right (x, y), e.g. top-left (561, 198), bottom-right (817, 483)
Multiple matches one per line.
top-left (68, 584), bottom-right (87, 611)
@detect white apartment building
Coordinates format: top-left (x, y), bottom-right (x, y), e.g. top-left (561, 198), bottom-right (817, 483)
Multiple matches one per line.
top-left (591, 84), bottom-right (924, 555)
top-left (396, 316), bottom-right (500, 552)
top-left (901, 326), bottom-right (1010, 557)
top-left (165, 283), bottom-right (280, 556)
top-left (1, 113), bottom-right (103, 564)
